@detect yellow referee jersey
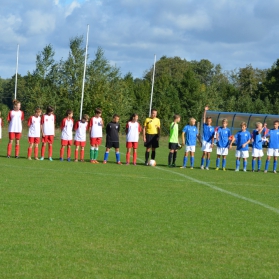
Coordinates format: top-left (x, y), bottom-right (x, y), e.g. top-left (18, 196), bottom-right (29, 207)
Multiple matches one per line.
top-left (144, 117), bottom-right (160, 134)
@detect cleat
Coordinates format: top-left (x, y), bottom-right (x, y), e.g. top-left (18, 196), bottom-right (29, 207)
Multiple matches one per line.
top-left (90, 160), bottom-right (95, 163)
top-left (35, 158), bottom-right (39, 160)
top-left (40, 157), bottom-right (44, 161)
top-left (257, 169), bottom-right (260, 172)
top-left (145, 161), bottom-right (149, 166)
top-left (15, 156), bottom-right (19, 159)
top-left (215, 168), bottom-right (219, 170)
top-left (168, 165), bottom-right (173, 168)
top-left (243, 169), bottom-right (247, 172)
top-left (103, 160), bottom-right (107, 164)
top-left (28, 157), bottom-right (32, 160)
top-left (222, 168), bottom-right (226, 171)
top-left (252, 170), bottom-right (255, 172)
top-left (74, 159), bottom-right (78, 162)
top-left (126, 162), bottom-right (130, 165)
top-left (190, 167), bottom-right (194, 169)
top-left (264, 170), bottom-right (267, 173)
top-left (180, 166), bottom-right (186, 169)
top-left (172, 164), bottom-right (176, 167)
top-left (49, 157), bottom-right (53, 161)
top-left (60, 158), bottom-right (63, 161)
top-left (133, 163), bottom-right (137, 166)
top-left (117, 161), bottom-right (122, 165)
top-left (273, 170), bottom-right (277, 174)
top-left (95, 160), bottom-right (99, 164)
top-left (67, 158), bottom-right (71, 162)
top-left (200, 165), bottom-right (204, 170)
top-left (205, 167), bottom-right (209, 170)
top-left (7, 156), bottom-right (10, 158)
top-left (235, 168), bottom-right (239, 172)
top-left (80, 159), bottom-right (85, 162)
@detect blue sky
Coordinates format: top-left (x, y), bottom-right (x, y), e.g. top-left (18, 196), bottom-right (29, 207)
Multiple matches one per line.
top-left (1, 0), bottom-right (279, 79)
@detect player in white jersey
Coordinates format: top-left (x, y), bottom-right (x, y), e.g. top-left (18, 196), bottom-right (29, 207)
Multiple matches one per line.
top-left (89, 108), bottom-right (104, 163)
top-left (27, 108), bottom-right (42, 160)
top-left (126, 113), bottom-right (141, 165)
top-left (40, 106), bottom-right (55, 161)
top-left (60, 110), bottom-right (74, 162)
top-left (74, 114), bottom-right (89, 162)
top-left (7, 99), bottom-right (24, 158)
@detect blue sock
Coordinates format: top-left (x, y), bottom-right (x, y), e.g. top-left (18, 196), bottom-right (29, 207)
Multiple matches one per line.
top-left (258, 160), bottom-right (261, 170)
top-left (201, 158), bottom-right (204, 166)
top-left (206, 159), bottom-right (210, 168)
top-left (243, 161), bottom-right (247, 170)
top-left (252, 159), bottom-right (255, 170)
top-left (183, 156), bottom-right (188, 167)
top-left (222, 159), bottom-right (226, 168)
top-left (190, 157), bottom-right (194, 167)
top-left (236, 159), bottom-right (240, 169)
top-left (216, 158), bottom-right (220, 168)
top-left (104, 151), bottom-right (109, 161)
top-left (273, 160), bottom-right (278, 171)
top-left (116, 152), bottom-right (120, 162)
top-left (265, 160), bottom-right (270, 171)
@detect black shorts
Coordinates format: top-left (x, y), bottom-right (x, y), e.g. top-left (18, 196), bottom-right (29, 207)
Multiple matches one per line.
top-left (169, 142), bottom-right (178, 150)
top-left (106, 141), bottom-right (119, 149)
top-left (144, 134), bottom-right (159, 148)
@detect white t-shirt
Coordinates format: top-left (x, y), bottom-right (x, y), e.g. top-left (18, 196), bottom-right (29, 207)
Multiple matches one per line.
top-left (61, 118), bottom-right (74, 140)
top-left (28, 116), bottom-right (41, 138)
top-left (74, 121), bottom-right (88, 142)
top-left (8, 110), bottom-right (24, 133)
top-left (41, 114), bottom-right (55, 136)
top-left (126, 121), bottom-right (141, 142)
top-left (89, 116), bottom-right (103, 138)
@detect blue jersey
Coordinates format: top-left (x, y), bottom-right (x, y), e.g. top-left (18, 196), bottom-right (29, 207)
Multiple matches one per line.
top-left (182, 125), bottom-right (198, 146)
top-left (266, 129), bottom-right (279, 149)
top-left (234, 130), bottom-right (251, 151)
top-left (217, 127), bottom-right (231, 148)
top-left (252, 129), bottom-right (263, 150)
top-left (202, 123), bottom-right (215, 143)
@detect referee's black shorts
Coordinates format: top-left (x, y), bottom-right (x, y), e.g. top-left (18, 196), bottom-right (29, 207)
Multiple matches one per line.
top-left (144, 134), bottom-right (159, 148)
top-left (106, 141), bottom-right (119, 149)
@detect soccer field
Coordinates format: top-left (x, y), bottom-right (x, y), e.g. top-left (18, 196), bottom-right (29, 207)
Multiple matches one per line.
top-left (0, 132), bottom-right (279, 278)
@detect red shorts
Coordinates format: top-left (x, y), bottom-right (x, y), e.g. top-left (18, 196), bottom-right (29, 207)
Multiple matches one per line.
top-left (42, 135), bottom-right (54, 144)
top-left (74, 140), bottom-right (86, 147)
top-left (61, 139), bottom-right (73, 146)
top-left (126, 142), bottom-right (138, 148)
top-left (9, 132), bottom-right (21, 140)
top-left (29, 137), bottom-right (40, 144)
top-left (90, 137), bottom-right (102, 146)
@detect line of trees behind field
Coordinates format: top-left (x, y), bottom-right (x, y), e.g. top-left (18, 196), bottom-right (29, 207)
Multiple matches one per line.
top-left (1, 35), bottom-right (279, 134)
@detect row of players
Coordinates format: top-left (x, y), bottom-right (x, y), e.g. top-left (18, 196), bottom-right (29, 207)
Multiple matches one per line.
top-left (2, 100), bottom-right (279, 172)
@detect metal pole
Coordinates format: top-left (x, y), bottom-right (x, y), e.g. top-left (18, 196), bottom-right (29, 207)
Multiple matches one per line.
top-left (15, 44), bottom-right (19, 100)
top-left (149, 54), bottom-right (156, 116)
top-left (80, 24), bottom-right (89, 119)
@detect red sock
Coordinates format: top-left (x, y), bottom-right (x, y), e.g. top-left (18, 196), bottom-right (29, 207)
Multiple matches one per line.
top-left (34, 147), bottom-right (38, 158)
top-left (7, 143), bottom-right (12, 156)
top-left (41, 145), bottom-right (45, 157)
top-left (133, 152), bottom-right (137, 164)
top-left (60, 147), bottom-right (64, 159)
top-left (27, 147), bottom-right (32, 158)
top-left (67, 147), bottom-right (71, 158)
top-left (15, 145), bottom-right (20, 156)
top-left (49, 146), bottom-right (53, 158)
top-left (126, 152), bottom-right (130, 163)
top-left (75, 150), bottom-right (78, 160)
top-left (80, 150), bottom-right (84, 160)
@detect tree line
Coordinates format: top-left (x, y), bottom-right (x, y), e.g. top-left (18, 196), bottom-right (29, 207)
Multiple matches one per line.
top-left (1, 35), bottom-right (279, 134)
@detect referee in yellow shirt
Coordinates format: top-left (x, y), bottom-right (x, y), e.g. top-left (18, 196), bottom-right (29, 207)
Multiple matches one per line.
top-left (143, 109), bottom-right (160, 165)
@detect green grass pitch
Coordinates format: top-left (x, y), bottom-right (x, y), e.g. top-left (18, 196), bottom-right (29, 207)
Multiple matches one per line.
top-left (0, 130), bottom-right (279, 278)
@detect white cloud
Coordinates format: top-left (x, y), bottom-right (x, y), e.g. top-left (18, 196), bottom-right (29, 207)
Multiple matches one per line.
top-left (65, 1), bottom-right (81, 17)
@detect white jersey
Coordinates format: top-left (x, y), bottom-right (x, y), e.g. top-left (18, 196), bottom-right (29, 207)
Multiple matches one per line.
top-left (61, 118), bottom-right (74, 140)
top-left (0, 118), bottom-right (2, 139)
top-left (74, 120), bottom-right (88, 142)
top-left (28, 116), bottom-right (41, 138)
top-left (126, 121), bottom-right (141, 142)
top-left (8, 110), bottom-right (24, 133)
top-left (41, 114), bottom-right (55, 136)
top-left (89, 116), bottom-right (103, 138)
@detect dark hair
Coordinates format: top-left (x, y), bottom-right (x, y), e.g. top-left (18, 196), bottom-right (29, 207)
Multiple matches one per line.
top-left (82, 114), bottom-right (89, 121)
top-left (173, 114), bottom-right (180, 120)
top-left (113, 114), bottom-right (120, 119)
top-left (66, 109), bottom-right (73, 116)
top-left (46, 106), bottom-right (54, 114)
top-left (206, 116), bottom-right (212, 120)
top-left (151, 108), bottom-right (157, 113)
top-left (13, 99), bottom-right (20, 107)
top-left (129, 113), bottom-right (138, 121)
top-left (95, 108), bottom-right (102, 114)
top-left (274, 120), bottom-right (279, 124)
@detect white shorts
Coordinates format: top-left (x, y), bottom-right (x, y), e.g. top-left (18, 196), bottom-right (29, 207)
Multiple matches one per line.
top-left (217, 147), bottom-right (228, 156)
top-left (267, 148), bottom-right (279, 157)
top-left (201, 141), bottom-right (212, 152)
top-left (235, 150), bottom-right (249, 158)
top-left (185, 145), bottom-right (196, 152)
top-left (252, 148), bottom-right (264, 158)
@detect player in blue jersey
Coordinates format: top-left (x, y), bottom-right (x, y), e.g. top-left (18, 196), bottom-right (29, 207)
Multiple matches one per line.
top-left (264, 120), bottom-right (279, 173)
top-left (230, 122), bottom-right (251, 172)
top-left (200, 106), bottom-right (215, 170)
top-left (251, 122), bottom-right (264, 172)
top-left (180, 118), bottom-right (201, 169)
top-left (215, 118), bottom-right (231, 171)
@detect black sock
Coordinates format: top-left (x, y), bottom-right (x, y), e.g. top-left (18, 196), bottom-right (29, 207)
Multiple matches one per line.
top-left (168, 152), bottom-right (173, 165)
top-left (151, 151), bottom-right (155, 160)
top-left (173, 152), bottom-right (177, 164)
top-left (145, 151), bottom-right (150, 162)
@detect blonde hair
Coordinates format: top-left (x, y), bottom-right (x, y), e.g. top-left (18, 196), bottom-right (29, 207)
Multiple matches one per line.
top-left (222, 118), bottom-right (228, 123)
top-left (240, 122), bottom-right (247, 127)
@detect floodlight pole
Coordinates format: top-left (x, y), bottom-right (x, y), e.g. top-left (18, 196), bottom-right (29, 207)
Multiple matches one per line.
top-left (15, 44), bottom-right (19, 100)
top-left (80, 24), bottom-right (89, 120)
top-left (149, 54), bottom-right (156, 116)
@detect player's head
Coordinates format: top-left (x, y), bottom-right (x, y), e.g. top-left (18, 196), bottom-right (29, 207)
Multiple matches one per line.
top-left (13, 99), bottom-right (21, 110)
top-left (173, 114), bottom-right (181, 123)
top-left (255, 122), bottom-right (262, 129)
top-left (189, 117), bottom-right (196, 126)
top-left (81, 114), bottom-right (89, 123)
top-left (129, 113), bottom-right (138, 122)
top-left (35, 107), bottom-right (42, 117)
top-left (240, 122), bottom-right (247, 131)
top-left (222, 118), bottom-right (228, 128)
top-left (206, 116), bottom-right (212, 125)
top-left (46, 106), bottom-right (54, 115)
top-left (95, 108), bottom-right (102, 116)
top-left (264, 122), bottom-right (268, 127)
top-left (273, 120), bottom-right (279, 129)
top-left (66, 109), bottom-right (73, 118)
top-left (150, 109), bottom-right (157, 118)
top-left (113, 114), bottom-right (120, 123)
